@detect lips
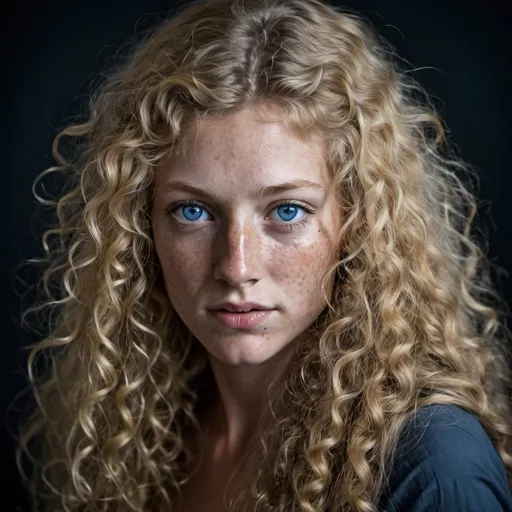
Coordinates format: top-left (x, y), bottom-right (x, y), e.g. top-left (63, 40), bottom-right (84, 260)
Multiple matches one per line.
top-left (217, 307), bottom-right (260, 313)
top-left (208, 309), bottom-right (274, 329)
top-left (208, 302), bottom-right (272, 313)
top-left (206, 301), bottom-right (275, 329)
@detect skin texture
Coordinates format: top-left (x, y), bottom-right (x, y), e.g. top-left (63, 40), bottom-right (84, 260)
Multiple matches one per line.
top-left (151, 105), bottom-right (341, 461)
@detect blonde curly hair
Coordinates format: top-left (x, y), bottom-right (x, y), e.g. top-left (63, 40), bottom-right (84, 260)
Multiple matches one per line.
top-left (17, 0), bottom-right (512, 510)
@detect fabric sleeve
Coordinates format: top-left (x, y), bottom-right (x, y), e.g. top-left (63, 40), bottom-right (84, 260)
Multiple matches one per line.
top-left (379, 404), bottom-right (512, 512)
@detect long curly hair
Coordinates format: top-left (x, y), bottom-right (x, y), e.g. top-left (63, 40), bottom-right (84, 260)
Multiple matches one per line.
top-left (17, 0), bottom-right (512, 510)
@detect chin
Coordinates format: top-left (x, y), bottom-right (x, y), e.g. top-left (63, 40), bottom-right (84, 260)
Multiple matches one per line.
top-left (225, 353), bottom-right (278, 366)
top-left (213, 348), bottom-right (276, 367)
top-left (207, 334), bottom-right (293, 367)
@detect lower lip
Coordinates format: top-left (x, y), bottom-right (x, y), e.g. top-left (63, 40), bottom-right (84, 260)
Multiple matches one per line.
top-left (208, 309), bottom-right (274, 329)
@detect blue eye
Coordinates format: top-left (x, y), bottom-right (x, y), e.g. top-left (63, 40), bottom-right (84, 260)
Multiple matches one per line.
top-left (167, 201), bottom-right (312, 226)
top-left (271, 203), bottom-right (307, 222)
top-left (175, 204), bottom-right (210, 222)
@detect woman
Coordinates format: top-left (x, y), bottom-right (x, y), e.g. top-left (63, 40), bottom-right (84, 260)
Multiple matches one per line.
top-left (18, 0), bottom-right (512, 510)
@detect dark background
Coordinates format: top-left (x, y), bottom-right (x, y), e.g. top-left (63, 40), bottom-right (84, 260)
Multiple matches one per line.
top-left (2, 0), bottom-right (511, 508)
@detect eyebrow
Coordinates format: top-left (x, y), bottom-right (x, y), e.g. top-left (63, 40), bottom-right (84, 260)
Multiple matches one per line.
top-left (164, 179), bottom-right (325, 199)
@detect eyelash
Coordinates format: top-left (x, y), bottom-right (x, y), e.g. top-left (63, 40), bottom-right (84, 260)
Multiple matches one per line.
top-left (164, 199), bottom-right (315, 232)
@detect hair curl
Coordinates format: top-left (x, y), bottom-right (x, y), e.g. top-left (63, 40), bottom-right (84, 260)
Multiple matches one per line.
top-left (17, 0), bottom-right (512, 510)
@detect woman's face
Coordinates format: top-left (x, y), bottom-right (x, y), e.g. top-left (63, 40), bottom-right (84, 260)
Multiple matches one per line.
top-left (152, 105), bottom-right (341, 367)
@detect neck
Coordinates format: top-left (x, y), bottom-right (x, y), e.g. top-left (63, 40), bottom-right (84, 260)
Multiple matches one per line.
top-left (202, 342), bottom-right (297, 458)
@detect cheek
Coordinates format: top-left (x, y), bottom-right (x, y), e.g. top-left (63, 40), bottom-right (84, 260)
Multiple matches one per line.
top-left (153, 228), bottom-right (206, 295)
top-left (271, 238), bottom-right (335, 299)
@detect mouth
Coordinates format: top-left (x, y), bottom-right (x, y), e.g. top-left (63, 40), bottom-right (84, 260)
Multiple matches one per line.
top-left (207, 308), bottom-right (275, 329)
top-left (215, 307), bottom-right (265, 313)
top-left (208, 302), bottom-right (274, 313)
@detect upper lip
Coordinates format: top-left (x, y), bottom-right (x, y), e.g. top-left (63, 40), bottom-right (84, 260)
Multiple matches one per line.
top-left (208, 302), bottom-right (273, 312)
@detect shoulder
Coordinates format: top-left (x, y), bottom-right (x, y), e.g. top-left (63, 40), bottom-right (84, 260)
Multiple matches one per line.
top-left (379, 404), bottom-right (512, 512)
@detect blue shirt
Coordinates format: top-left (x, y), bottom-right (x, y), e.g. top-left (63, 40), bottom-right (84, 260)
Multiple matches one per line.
top-left (379, 404), bottom-right (512, 511)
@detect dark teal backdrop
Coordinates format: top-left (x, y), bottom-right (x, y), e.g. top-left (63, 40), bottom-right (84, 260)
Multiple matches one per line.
top-left (2, 0), bottom-right (510, 507)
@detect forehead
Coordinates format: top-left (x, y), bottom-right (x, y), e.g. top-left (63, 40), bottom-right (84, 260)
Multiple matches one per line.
top-left (155, 107), bottom-right (331, 190)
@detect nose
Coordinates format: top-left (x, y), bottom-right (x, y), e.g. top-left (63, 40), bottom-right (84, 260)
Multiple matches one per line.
top-left (213, 219), bottom-right (263, 287)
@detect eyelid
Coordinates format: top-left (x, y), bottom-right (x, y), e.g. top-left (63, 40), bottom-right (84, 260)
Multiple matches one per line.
top-left (164, 199), bottom-right (209, 215)
top-left (266, 199), bottom-right (315, 216)
top-left (165, 200), bottom-right (213, 223)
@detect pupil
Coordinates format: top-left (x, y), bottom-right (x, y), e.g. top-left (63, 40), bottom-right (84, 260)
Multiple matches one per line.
top-left (278, 205), bottom-right (297, 221)
top-left (184, 206), bottom-right (201, 220)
